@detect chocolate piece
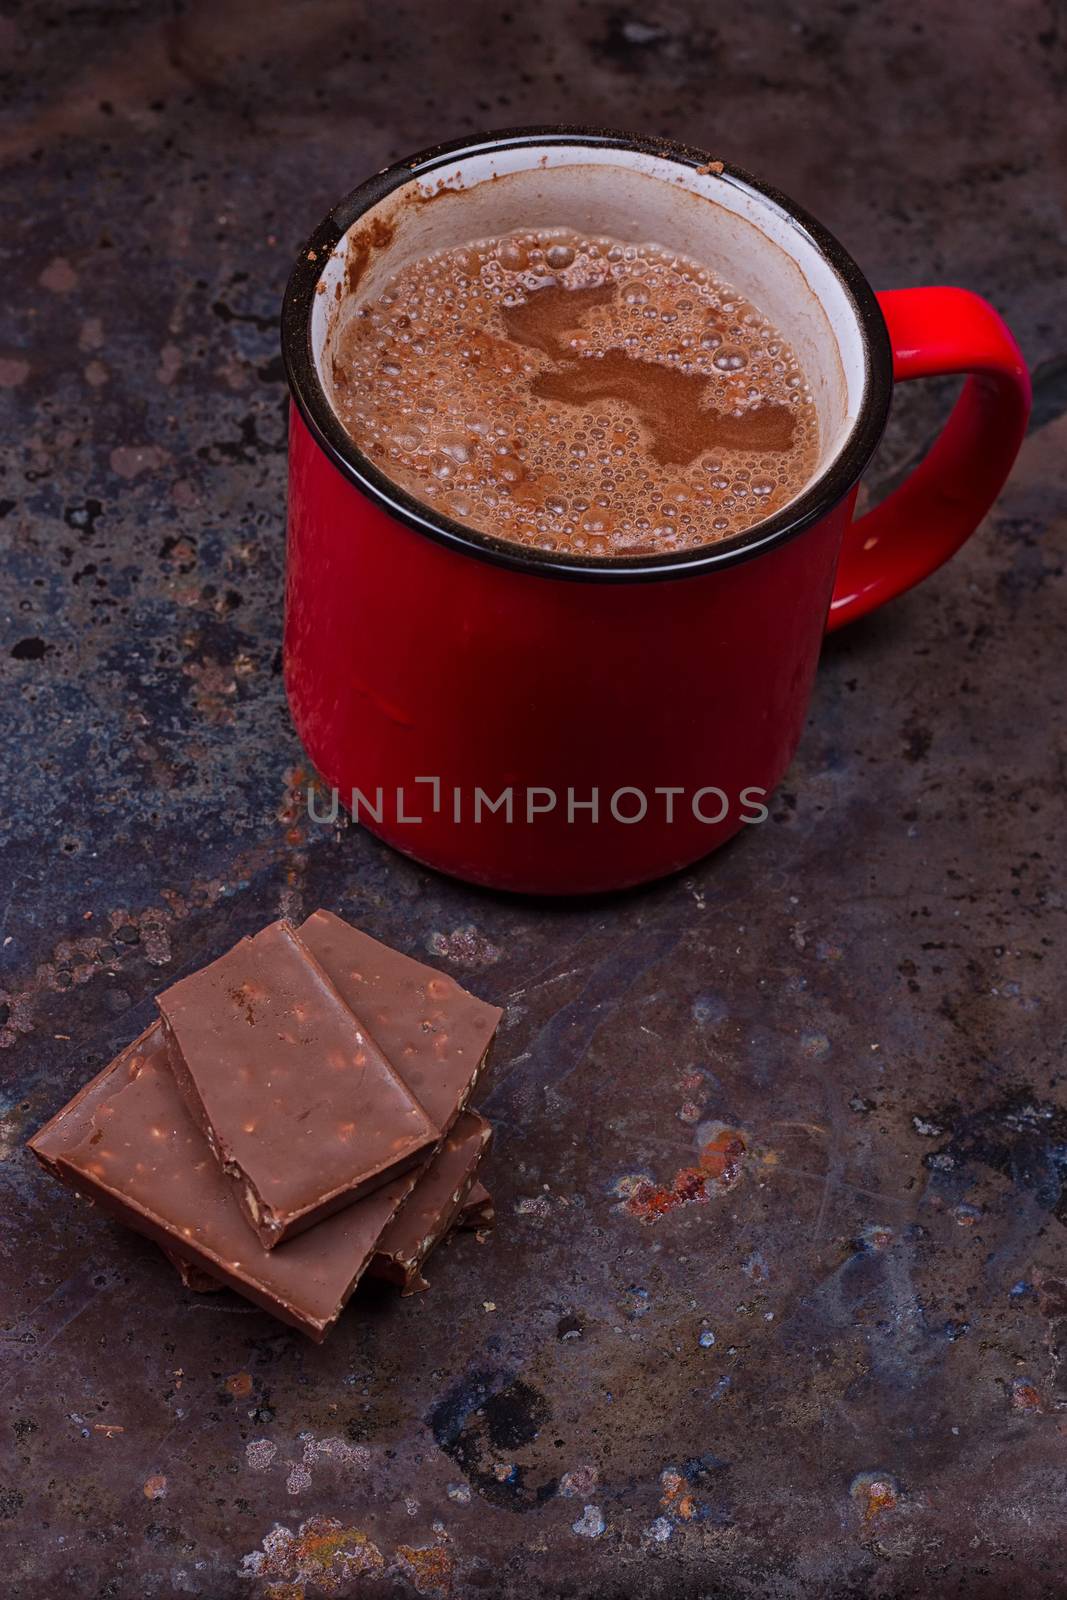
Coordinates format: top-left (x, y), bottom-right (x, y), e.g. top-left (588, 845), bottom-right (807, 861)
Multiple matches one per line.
top-left (163, 1245), bottom-right (222, 1293)
top-left (156, 919), bottom-right (437, 1246)
top-left (299, 909), bottom-right (502, 1132)
top-left (30, 1030), bottom-right (147, 1176)
top-left (31, 1024), bottom-right (416, 1341)
top-left (368, 1112), bottom-right (491, 1295)
top-left (456, 1180), bottom-right (494, 1231)
top-left (161, 1174), bottom-right (495, 1297)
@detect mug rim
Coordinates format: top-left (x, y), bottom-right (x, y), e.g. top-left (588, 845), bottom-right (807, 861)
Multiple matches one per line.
top-left (281, 125), bottom-right (893, 584)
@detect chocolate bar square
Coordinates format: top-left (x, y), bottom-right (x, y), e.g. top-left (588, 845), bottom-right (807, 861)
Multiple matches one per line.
top-left (156, 919), bottom-right (437, 1246)
top-left (164, 1121), bottom-right (492, 1299)
top-left (368, 1111), bottom-right (491, 1294)
top-left (456, 1180), bottom-right (494, 1231)
top-left (30, 1024), bottom-right (416, 1341)
top-left (299, 910), bottom-right (501, 1132)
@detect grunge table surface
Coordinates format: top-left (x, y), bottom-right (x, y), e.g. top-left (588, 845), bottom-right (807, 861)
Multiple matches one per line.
top-left (1, 3), bottom-right (1065, 1596)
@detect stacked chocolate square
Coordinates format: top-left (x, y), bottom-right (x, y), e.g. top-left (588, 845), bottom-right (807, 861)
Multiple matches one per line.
top-left (30, 911), bottom-right (502, 1341)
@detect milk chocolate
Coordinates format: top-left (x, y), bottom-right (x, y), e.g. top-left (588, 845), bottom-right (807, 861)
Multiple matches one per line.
top-left (163, 1132), bottom-right (495, 1292)
top-left (368, 1111), bottom-right (491, 1295)
top-left (162, 1175), bottom-right (495, 1296)
top-left (31, 1033), bottom-right (144, 1176)
top-left (163, 1245), bottom-right (223, 1293)
top-left (31, 1024), bottom-right (416, 1341)
top-left (156, 919), bottom-right (437, 1246)
top-left (299, 910), bottom-right (502, 1133)
top-left (456, 1180), bottom-right (494, 1232)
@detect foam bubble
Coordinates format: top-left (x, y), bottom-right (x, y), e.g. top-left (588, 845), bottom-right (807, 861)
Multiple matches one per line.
top-left (326, 229), bottom-right (820, 556)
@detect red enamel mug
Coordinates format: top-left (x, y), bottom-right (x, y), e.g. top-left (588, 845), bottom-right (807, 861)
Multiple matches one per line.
top-left (281, 128), bottom-right (1030, 895)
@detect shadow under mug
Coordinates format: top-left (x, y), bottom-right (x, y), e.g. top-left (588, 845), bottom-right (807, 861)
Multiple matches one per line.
top-left (281, 127), bottom-right (1030, 895)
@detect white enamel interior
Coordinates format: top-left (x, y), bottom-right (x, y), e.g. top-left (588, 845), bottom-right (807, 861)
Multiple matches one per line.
top-left (312, 141), bottom-right (866, 502)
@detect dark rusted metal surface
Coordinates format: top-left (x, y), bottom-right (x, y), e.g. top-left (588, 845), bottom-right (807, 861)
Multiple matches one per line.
top-left (1, 3), bottom-right (1065, 1596)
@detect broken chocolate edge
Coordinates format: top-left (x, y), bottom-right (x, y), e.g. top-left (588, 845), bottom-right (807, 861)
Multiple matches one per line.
top-left (156, 919), bottom-right (441, 1248)
top-left (368, 1116), bottom-right (493, 1294)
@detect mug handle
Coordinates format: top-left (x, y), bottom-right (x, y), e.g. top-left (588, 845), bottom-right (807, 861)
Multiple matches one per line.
top-left (827, 287), bottom-right (1031, 631)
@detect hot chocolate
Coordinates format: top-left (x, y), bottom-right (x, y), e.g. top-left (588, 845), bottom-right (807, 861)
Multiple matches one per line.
top-left (326, 229), bottom-right (820, 557)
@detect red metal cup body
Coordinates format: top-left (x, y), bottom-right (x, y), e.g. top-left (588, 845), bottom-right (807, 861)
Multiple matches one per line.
top-left (286, 407), bottom-right (853, 892)
top-left (282, 131), bottom-right (1029, 894)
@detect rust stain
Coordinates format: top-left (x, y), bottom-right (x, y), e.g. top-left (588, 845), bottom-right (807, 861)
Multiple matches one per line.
top-left (243, 1517), bottom-right (384, 1594)
top-left (226, 1370), bottom-right (253, 1398)
top-left (700, 1127), bottom-right (747, 1184)
top-left (143, 1473), bottom-right (167, 1499)
top-left (276, 764), bottom-right (310, 827)
top-left (558, 1463), bottom-right (598, 1498)
top-left (851, 1472), bottom-right (900, 1523)
top-left (621, 1127), bottom-right (747, 1222)
top-left (427, 926), bottom-right (502, 969)
top-left (1011, 1379), bottom-right (1042, 1413)
top-left (395, 1541), bottom-right (454, 1596)
top-left (659, 1468), bottom-right (697, 1521)
top-left (181, 656), bottom-right (238, 724)
top-left (860, 1223), bottom-right (895, 1251)
top-left (276, 763), bottom-right (312, 909)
